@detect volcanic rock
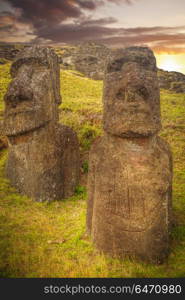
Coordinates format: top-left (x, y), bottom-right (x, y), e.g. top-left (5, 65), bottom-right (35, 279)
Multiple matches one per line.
top-left (3, 46), bottom-right (80, 202)
top-left (87, 46), bottom-right (173, 263)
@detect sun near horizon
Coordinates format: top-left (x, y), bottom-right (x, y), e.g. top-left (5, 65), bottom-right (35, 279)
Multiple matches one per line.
top-left (155, 53), bottom-right (185, 74)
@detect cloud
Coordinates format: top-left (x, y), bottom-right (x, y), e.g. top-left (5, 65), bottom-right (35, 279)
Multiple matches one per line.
top-left (0, 0), bottom-right (124, 43)
top-left (94, 27), bottom-right (185, 53)
top-left (79, 17), bottom-right (117, 26)
top-left (1, 0), bottom-right (137, 27)
top-left (33, 21), bottom-right (185, 53)
top-left (34, 22), bottom-right (118, 43)
top-left (0, 0), bottom-right (185, 54)
top-left (0, 0), bottom-right (101, 42)
top-left (1, 0), bottom-right (101, 27)
top-left (106, 0), bottom-right (134, 4)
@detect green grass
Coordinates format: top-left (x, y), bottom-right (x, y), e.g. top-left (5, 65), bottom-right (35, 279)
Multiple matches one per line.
top-left (0, 62), bottom-right (11, 119)
top-left (60, 70), bottom-right (103, 150)
top-left (0, 62), bottom-right (185, 277)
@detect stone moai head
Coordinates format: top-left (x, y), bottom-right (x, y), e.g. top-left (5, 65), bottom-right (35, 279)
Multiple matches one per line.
top-left (4, 46), bottom-right (61, 137)
top-left (103, 47), bottom-right (161, 137)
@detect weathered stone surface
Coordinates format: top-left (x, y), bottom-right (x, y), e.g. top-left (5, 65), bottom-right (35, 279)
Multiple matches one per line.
top-left (0, 121), bottom-right (7, 151)
top-left (59, 42), bottom-right (111, 80)
top-left (58, 43), bottom-right (185, 92)
top-left (0, 44), bottom-right (26, 60)
top-left (2, 43), bottom-right (184, 93)
top-left (3, 46), bottom-right (80, 202)
top-left (169, 81), bottom-right (185, 93)
top-left (103, 47), bottom-right (161, 137)
top-left (4, 46), bottom-right (61, 137)
top-left (87, 47), bottom-right (173, 263)
top-left (74, 42), bottom-right (111, 80)
top-left (158, 68), bottom-right (185, 90)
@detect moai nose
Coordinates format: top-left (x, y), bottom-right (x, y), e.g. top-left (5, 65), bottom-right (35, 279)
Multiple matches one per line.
top-left (126, 91), bottom-right (136, 103)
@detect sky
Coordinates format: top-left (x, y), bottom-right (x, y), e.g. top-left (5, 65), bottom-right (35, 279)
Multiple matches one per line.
top-left (0, 0), bottom-right (185, 73)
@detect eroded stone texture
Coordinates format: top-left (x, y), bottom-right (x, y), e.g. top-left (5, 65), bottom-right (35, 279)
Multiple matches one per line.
top-left (158, 68), bottom-right (185, 91)
top-left (103, 47), bottom-right (161, 137)
top-left (4, 46), bottom-right (79, 202)
top-left (59, 42), bottom-right (111, 80)
top-left (87, 47), bottom-right (173, 263)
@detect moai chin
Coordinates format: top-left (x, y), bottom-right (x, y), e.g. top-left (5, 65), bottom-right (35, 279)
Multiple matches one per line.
top-left (87, 47), bottom-right (173, 263)
top-left (4, 46), bottom-right (80, 202)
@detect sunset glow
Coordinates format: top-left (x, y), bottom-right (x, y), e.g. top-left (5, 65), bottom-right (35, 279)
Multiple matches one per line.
top-left (156, 54), bottom-right (185, 74)
top-left (0, 0), bottom-right (185, 73)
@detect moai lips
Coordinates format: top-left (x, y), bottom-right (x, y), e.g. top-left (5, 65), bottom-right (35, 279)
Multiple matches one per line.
top-left (4, 46), bottom-right (80, 202)
top-left (87, 47), bottom-right (173, 263)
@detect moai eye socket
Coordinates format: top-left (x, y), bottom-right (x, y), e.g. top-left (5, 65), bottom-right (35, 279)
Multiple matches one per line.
top-left (116, 88), bottom-right (125, 100)
top-left (108, 58), bottom-right (126, 73)
top-left (137, 86), bottom-right (149, 101)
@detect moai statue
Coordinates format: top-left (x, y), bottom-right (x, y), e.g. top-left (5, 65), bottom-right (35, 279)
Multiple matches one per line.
top-left (87, 47), bottom-right (173, 263)
top-left (3, 46), bottom-right (80, 202)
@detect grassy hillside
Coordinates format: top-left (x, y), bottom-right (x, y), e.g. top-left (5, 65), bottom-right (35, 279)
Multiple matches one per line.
top-left (0, 62), bottom-right (11, 120)
top-left (0, 62), bottom-right (185, 277)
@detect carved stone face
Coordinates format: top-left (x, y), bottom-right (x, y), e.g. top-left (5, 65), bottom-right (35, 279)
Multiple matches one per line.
top-left (4, 46), bottom-right (61, 137)
top-left (103, 47), bottom-right (161, 137)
